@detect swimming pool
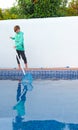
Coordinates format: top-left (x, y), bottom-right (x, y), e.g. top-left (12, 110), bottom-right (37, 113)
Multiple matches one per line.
top-left (0, 80), bottom-right (78, 130)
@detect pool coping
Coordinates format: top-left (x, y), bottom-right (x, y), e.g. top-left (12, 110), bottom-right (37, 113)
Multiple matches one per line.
top-left (1, 67), bottom-right (78, 70)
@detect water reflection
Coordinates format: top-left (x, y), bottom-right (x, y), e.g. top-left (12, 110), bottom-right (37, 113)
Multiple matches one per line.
top-left (12, 79), bottom-right (78, 130)
top-left (13, 81), bottom-right (27, 117)
top-left (12, 81), bottom-right (27, 130)
top-left (13, 73), bottom-right (33, 130)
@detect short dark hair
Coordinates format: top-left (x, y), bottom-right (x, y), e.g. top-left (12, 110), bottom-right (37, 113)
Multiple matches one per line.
top-left (14, 25), bottom-right (20, 32)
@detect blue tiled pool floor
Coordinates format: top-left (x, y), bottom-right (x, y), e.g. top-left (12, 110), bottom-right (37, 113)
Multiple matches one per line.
top-left (0, 80), bottom-right (78, 130)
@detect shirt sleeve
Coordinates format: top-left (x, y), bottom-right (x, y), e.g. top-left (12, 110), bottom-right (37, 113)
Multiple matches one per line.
top-left (11, 37), bottom-right (15, 40)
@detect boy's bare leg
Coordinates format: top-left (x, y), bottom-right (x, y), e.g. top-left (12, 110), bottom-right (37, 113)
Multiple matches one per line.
top-left (25, 63), bottom-right (28, 69)
top-left (18, 64), bottom-right (21, 70)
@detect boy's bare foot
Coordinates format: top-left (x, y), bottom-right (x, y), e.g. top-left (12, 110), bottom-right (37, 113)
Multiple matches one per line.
top-left (18, 67), bottom-right (21, 70)
top-left (18, 64), bottom-right (21, 70)
top-left (25, 63), bottom-right (28, 69)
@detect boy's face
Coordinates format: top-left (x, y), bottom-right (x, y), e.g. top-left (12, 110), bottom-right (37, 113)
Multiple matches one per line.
top-left (15, 29), bottom-right (20, 33)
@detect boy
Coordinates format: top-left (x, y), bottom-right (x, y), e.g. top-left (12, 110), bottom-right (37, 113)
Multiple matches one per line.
top-left (10, 25), bottom-right (28, 69)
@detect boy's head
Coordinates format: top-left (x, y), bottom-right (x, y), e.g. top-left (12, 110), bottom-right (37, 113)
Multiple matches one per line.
top-left (14, 25), bottom-right (20, 33)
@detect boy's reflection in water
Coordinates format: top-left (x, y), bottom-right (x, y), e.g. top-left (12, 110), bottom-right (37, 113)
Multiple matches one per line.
top-left (13, 80), bottom-right (27, 130)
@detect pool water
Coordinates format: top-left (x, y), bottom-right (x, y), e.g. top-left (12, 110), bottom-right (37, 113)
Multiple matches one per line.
top-left (0, 80), bottom-right (78, 130)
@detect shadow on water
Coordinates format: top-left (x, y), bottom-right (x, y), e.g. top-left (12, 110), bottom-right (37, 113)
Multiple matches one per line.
top-left (13, 118), bottom-right (78, 130)
top-left (12, 79), bottom-right (78, 130)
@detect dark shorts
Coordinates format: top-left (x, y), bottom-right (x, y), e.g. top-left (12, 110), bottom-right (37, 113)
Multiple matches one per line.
top-left (16, 50), bottom-right (27, 64)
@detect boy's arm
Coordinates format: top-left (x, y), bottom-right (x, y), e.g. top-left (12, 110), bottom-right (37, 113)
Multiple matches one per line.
top-left (10, 37), bottom-right (15, 40)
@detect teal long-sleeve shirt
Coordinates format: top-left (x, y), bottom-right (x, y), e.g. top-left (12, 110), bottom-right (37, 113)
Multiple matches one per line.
top-left (11, 31), bottom-right (25, 51)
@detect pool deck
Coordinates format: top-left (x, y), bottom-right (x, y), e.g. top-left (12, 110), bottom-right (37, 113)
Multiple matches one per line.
top-left (0, 67), bottom-right (78, 80)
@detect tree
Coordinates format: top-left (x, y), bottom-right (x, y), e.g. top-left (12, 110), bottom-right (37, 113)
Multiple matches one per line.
top-left (32, 0), bottom-right (68, 17)
top-left (1, 0), bottom-right (76, 20)
top-left (57, 0), bottom-right (68, 16)
top-left (15, 0), bottom-right (33, 18)
top-left (0, 8), bottom-right (3, 20)
top-left (2, 8), bottom-right (18, 19)
top-left (16, 0), bottom-right (66, 18)
top-left (67, 0), bottom-right (78, 16)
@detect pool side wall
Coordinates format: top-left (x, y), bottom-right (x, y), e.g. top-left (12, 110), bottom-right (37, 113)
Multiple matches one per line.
top-left (0, 68), bottom-right (78, 80)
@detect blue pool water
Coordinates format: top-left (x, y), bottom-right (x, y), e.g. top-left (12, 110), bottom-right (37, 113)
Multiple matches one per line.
top-left (0, 80), bottom-right (78, 130)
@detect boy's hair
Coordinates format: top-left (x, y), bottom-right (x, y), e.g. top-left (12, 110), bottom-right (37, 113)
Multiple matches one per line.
top-left (14, 25), bottom-right (20, 32)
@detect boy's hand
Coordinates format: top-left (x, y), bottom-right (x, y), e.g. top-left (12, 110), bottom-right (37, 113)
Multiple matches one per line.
top-left (13, 46), bottom-right (16, 48)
